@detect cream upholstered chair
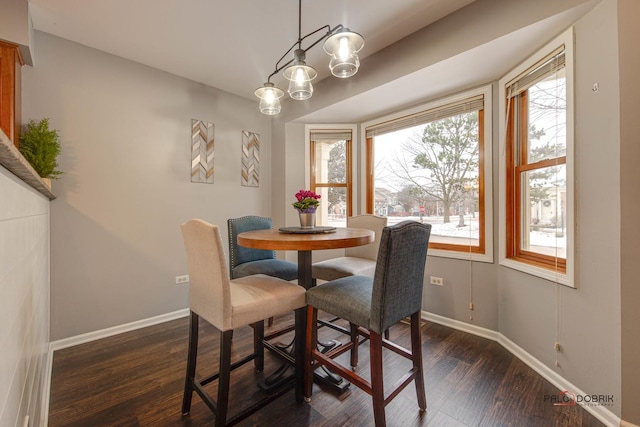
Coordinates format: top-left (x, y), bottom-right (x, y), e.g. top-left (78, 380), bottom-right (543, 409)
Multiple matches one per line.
top-left (180, 219), bottom-right (306, 427)
top-left (305, 221), bottom-right (432, 427)
top-left (312, 214), bottom-right (387, 281)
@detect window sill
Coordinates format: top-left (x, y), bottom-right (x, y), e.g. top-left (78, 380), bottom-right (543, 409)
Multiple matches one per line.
top-left (0, 130), bottom-right (56, 200)
top-left (428, 248), bottom-right (493, 263)
top-left (500, 257), bottom-right (574, 288)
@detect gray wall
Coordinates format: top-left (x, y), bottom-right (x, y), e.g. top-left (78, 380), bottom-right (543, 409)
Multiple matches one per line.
top-left (22, 32), bottom-right (275, 341)
top-left (618, 0), bottom-right (640, 423)
top-left (498, 0), bottom-right (621, 412)
top-left (0, 0), bottom-right (33, 64)
top-left (0, 166), bottom-right (50, 427)
top-left (274, 0), bottom-right (632, 420)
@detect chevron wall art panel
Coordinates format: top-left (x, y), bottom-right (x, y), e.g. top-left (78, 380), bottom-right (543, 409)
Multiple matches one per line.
top-left (241, 131), bottom-right (259, 187)
top-left (191, 119), bottom-right (215, 183)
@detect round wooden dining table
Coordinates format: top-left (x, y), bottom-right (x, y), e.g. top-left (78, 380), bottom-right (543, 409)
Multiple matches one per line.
top-left (238, 227), bottom-right (375, 393)
top-left (237, 227), bottom-right (374, 290)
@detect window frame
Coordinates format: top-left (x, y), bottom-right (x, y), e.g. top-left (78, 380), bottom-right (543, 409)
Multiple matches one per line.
top-left (305, 124), bottom-right (357, 223)
top-left (499, 28), bottom-right (575, 287)
top-left (361, 86), bottom-right (493, 262)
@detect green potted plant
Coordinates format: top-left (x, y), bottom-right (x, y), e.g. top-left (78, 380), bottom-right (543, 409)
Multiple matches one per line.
top-left (18, 118), bottom-right (63, 188)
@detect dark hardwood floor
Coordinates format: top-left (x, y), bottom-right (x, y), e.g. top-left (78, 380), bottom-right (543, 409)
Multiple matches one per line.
top-left (48, 314), bottom-right (605, 427)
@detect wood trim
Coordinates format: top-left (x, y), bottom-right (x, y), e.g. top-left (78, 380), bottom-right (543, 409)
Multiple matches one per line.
top-left (0, 40), bottom-right (22, 147)
top-left (507, 90), bottom-right (567, 273)
top-left (346, 138), bottom-right (352, 217)
top-left (509, 252), bottom-right (566, 273)
top-left (366, 107), bottom-right (486, 254)
top-left (366, 137), bottom-right (373, 213)
top-left (477, 108), bottom-right (486, 254)
top-left (310, 136), bottom-right (353, 217)
top-left (505, 96), bottom-right (516, 259)
top-left (519, 156), bottom-right (566, 172)
top-left (310, 137), bottom-right (315, 192)
top-left (430, 242), bottom-right (484, 253)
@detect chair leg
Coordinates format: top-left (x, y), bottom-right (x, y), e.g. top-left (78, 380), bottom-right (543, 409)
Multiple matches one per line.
top-left (350, 322), bottom-right (359, 370)
top-left (304, 305), bottom-right (318, 401)
top-left (370, 331), bottom-right (386, 427)
top-left (182, 311), bottom-right (199, 415)
top-left (384, 328), bottom-right (390, 340)
top-left (411, 312), bottom-right (427, 411)
top-left (254, 320), bottom-right (265, 372)
top-left (215, 329), bottom-right (233, 427)
top-left (294, 307), bottom-right (306, 404)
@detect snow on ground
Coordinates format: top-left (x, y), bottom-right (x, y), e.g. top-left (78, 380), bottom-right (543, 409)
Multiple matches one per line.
top-left (328, 214), bottom-right (566, 253)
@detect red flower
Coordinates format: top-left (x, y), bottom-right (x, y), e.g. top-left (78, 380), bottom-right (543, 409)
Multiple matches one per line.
top-left (293, 189), bottom-right (321, 211)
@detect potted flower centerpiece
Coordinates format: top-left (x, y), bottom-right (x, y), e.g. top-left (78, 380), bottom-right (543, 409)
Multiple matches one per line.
top-left (292, 189), bottom-right (321, 228)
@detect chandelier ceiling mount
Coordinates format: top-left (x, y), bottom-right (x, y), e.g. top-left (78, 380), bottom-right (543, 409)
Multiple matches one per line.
top-left (254, 0), bottom-right (365, 115)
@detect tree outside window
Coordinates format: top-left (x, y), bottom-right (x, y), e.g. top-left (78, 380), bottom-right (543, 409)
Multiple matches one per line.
top-left (367, 94), bottom-right (486, 254)
top-left (310, 131), bottom-right (352, 227)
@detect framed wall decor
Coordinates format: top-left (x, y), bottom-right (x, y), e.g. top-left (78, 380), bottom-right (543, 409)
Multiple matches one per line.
top-left (241, 130), bottom-right (260, 187)
top-left (191, 119), bottom-right (215, 183)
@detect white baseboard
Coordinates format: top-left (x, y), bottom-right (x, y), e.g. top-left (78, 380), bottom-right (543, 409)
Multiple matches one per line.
top-left (49, 309), bottom-right (190, 351)
top-left (421, 310), bottom-right (621, 427)
top-left (421, 310), bottom-right (500, 342)
top-left (40, 309), bottom-right (189, 426)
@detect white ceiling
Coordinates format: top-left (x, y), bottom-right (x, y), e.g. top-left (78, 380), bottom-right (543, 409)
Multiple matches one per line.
top-left (28, 0), bottom-right (594, 123)
top-left (28, 0), bottom-right (476, 101)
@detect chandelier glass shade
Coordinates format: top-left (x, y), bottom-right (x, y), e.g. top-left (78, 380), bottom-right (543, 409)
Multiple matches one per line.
top-left (254, 83), bottom-right (284, 115)
top-left (254, 0), bottom-right (364, 115)
top-left (283, 49), bottom-right (317, 100)
top-left (323, 29), bottom-right (364, 78)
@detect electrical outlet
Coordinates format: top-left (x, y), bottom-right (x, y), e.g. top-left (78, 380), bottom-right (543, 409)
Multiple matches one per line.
top-left (429, 276), bottom-right (443, 286)
top-left (175, 275), bottom-right (189, 284)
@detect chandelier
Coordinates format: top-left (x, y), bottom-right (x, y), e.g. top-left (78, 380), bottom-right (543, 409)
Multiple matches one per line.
top-left (254, 0), bottom-right (365, 115)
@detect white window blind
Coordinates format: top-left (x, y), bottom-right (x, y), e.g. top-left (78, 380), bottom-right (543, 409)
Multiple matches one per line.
top-left (309, 130), bottom-right (352, 141)
top-left (365, 95), bottom-right (484, 138)
top-left (505, 46), bottom-right (565, 98)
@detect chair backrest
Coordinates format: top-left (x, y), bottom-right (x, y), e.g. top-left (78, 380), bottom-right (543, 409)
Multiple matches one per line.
top-left (181, 219), bottom-right (231, 330)
top-left (370, 221), bottom-right (431, 334)
top-left (345, 214), bottom-right (388, 260)
top-left (227, 216), bottom-right (276, 274)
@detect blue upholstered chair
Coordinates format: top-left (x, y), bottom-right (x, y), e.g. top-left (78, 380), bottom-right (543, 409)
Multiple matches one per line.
top-left (304, 221), bottom-right (432, 427)
top-left (180, 219), bottom-right (306, 427)
top-left (228, 215), bottom-right (298, 281)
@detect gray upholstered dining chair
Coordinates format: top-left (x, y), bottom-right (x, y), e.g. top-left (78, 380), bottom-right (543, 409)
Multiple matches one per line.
top-left (180, 219), bottom-right (306, 427)
top-left (312, 214), bottom-right (390, 338)
top-left (228, 215), bottom-right (298, 281)
top-left (311, 214), bottom-right (387, 281)
top-left (304, 220), bottom-right (431, 427)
